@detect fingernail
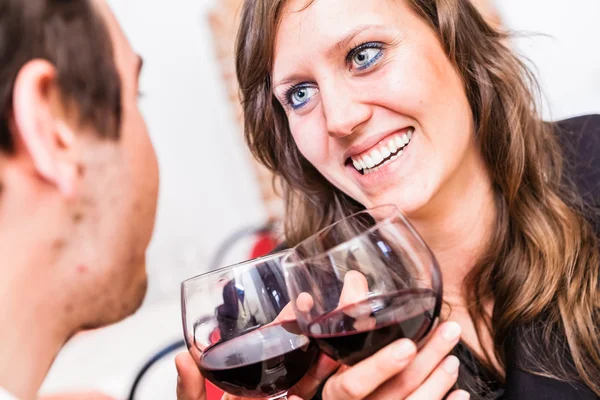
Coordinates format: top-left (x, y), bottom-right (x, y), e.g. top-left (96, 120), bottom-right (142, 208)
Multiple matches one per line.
top-left (455, 390), bottom-right (471, 400)
top-left (393, 340), bottom-right (416, 361)
top-left (441, 321), bottom-right (461, 342)
top-left (442, 355), bottom-right (460, 375)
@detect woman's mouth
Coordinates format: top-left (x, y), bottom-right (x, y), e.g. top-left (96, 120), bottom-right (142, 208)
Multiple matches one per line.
top-left (349, 128), bottom-right (414, 175)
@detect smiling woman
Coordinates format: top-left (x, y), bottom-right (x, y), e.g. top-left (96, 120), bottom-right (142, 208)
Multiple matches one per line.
top-left (225, 0), bottom-right (600, 399)
top-left (208, 0), bottom-right (501, 224)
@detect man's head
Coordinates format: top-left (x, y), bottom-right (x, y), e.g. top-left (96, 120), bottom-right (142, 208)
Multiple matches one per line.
top-left (0, 0), bottom-right (159, 329)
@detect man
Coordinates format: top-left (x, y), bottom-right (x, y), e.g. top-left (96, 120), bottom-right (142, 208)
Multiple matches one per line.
top-left (0, 0), bottom-right (159, 399)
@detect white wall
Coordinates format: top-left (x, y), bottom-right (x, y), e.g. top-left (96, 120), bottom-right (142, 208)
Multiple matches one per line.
top-left (40, 1), bottom-right (600, 399)
top-left (494, 0), bottom-right (600, 119)
top-left (108, 0), bottom-right (267, 303)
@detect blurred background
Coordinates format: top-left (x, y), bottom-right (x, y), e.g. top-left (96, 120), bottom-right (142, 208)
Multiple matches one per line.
top-left (40, 0), bottom-right (600, 398)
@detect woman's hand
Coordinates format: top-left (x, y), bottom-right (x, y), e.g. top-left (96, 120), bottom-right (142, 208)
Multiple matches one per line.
top-left (305, 271), bottom-right (468, 399)
top-left (319, 321), bottom-right (469, 399)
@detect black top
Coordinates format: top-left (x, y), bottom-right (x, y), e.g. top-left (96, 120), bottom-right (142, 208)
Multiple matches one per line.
top-left (499, 115), bottom-right (600, 400)
top-left (310, 115), bottom-right (600, 400)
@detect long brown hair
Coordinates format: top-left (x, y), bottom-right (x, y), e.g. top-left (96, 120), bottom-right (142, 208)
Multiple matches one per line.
top-left (235, 0), bottom-right (600, 395)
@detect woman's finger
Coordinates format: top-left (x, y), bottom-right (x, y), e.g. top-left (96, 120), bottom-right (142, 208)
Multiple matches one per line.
top-left (445, 390), bottom-right (471, 400)
top-left (322, 339), bottom-right (417, 400)
top-left (404, 356), bottom-right (460, 400)
top-left (296, 292), bottom-right (314, 313)
top-left (273, 301), bottom-right (297, 323)
top-left (380, 321), bottom-right (461, 397)
top-left (338, 271), bottom-right (370, 310)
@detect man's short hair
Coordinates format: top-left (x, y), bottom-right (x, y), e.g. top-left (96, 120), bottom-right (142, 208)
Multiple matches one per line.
top-left (0, 0), bottom-right (122, 153)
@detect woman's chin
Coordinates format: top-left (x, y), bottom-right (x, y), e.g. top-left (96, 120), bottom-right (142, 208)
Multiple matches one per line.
top-left (361, 190), bottom-right (432, 218)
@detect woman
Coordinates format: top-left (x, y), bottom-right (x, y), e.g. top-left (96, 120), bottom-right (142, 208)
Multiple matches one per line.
top-left (176, 0), bottom-right (600, 398)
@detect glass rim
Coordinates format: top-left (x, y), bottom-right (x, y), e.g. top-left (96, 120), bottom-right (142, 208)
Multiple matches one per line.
top-left (181, 249), bottom-right (291, 287)
top-left (282, 204), bottom-right (418, 269)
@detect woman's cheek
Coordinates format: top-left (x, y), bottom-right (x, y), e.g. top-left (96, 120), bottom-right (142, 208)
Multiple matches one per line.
top-left (290, 121), bottom-right (330, 165)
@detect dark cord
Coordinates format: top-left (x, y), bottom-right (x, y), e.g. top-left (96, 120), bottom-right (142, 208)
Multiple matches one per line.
top-left (127, 339), bottom-right (186, 400)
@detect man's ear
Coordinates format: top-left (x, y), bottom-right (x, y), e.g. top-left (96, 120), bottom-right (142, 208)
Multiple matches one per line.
top-left (11, 59), bottom-right (78, 197)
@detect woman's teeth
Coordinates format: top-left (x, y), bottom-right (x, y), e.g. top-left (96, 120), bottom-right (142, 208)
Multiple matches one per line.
top-left (351, 129), bottom-right (414, 175)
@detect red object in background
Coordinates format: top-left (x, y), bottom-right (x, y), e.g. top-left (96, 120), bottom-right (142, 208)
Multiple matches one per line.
top-left (250, 232), bottom-right (278, 258)
top-left (206, 231), bottom-right (278, 400)
top-left (206, 381), bottom-right (225, 399)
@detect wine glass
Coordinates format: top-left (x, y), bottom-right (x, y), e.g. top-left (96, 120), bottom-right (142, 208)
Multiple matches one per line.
top-left (181, 252), bottom-right (319, 400)
top-left (282, 205), bottom-right (442, 366)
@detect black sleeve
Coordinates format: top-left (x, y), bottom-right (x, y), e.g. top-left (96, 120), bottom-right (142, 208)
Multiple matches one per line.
top-left (555, 115), bottom-right (600, 204)
top-left (555, 114), bottom-right (600, 232)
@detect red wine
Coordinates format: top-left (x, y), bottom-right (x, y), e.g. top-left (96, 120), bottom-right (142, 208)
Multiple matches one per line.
top-left (307, 289), bottom-right (437, 365)
top-left (198, 322), bottom-right (318, 398)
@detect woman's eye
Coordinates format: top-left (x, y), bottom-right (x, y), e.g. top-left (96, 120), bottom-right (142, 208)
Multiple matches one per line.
top-left (288, 85), bottom-right (318, 109)
top-left (349, 43), bottom-right (384, 71)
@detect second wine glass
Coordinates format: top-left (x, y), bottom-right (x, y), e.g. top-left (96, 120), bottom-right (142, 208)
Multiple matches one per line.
top-left (282, 205), bottom-right (442, 366)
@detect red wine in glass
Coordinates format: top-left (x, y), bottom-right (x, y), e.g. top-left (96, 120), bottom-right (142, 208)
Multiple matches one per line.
top-left (307, 289), bottom-right (437, 365)
top-left (198, 322), bottom-right (319, 398)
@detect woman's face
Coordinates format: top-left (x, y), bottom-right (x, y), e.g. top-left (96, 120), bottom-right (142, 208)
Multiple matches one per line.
top-left (272, 0), bottom-right (482, 218)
